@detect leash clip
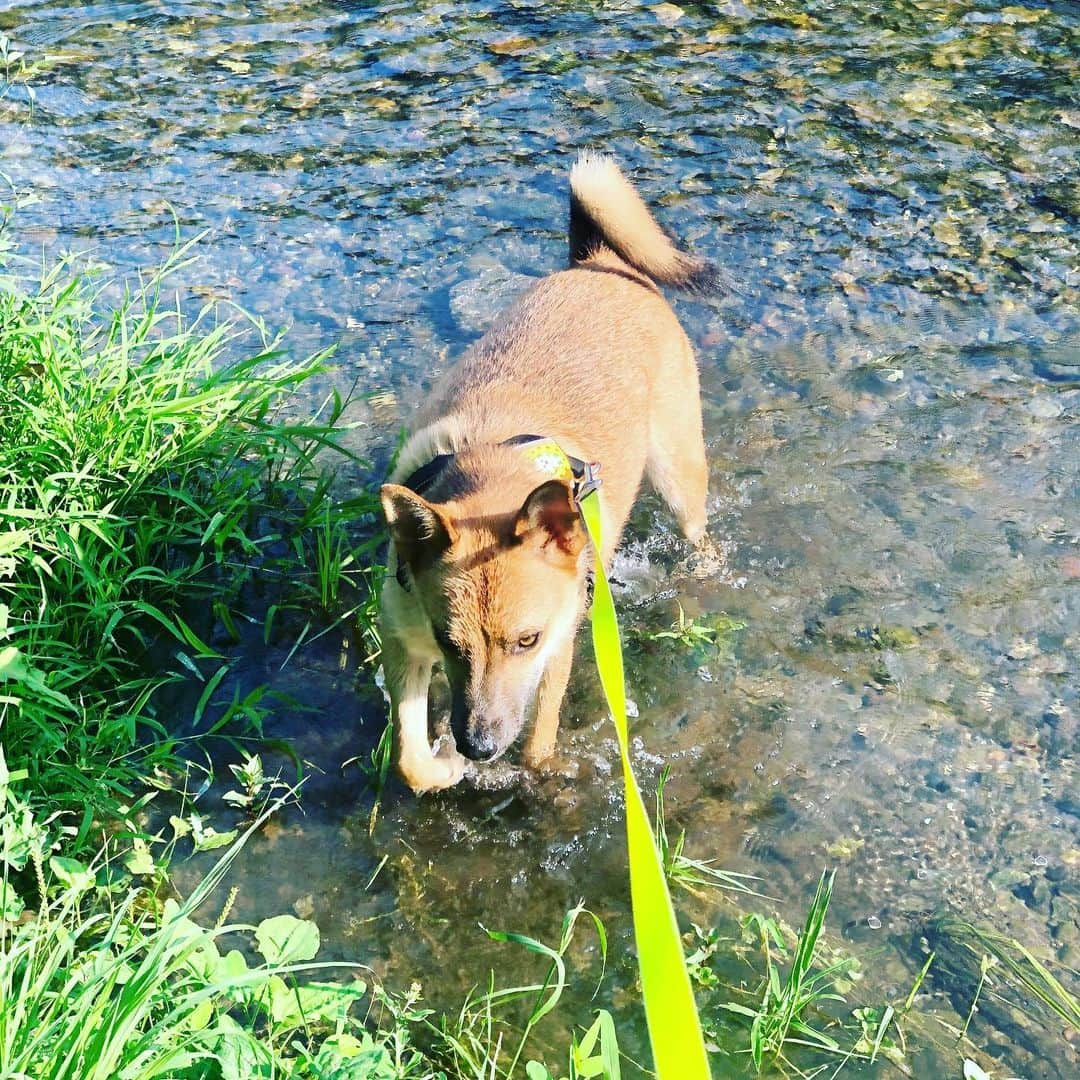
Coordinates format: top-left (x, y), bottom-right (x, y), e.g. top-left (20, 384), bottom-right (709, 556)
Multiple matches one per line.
top-left (574, 460), bottom-right (603, 506)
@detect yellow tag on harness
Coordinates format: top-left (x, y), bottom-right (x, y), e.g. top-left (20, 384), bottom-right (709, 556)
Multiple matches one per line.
top-left (518, 438), bottom-right (574, 481)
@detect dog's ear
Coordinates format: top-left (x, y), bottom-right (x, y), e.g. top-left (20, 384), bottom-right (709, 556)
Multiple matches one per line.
top-left (381, 484), bottom-right (457, 569)
top-left (514, 479), bottom-right (586, 557)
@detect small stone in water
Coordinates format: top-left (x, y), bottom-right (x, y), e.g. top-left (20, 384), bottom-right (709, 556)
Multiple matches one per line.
top-left (1026, 395), bottom-right (1064, 419)
top-left (650, 3), bottom-right (685, 26)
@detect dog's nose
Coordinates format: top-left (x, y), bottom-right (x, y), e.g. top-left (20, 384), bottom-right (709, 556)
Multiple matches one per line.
top-left (462, 727), bottom-right (501, 763)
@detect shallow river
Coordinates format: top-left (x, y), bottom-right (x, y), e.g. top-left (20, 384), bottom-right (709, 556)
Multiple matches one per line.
top-left (1, 1), bottom-right (1077, 1076)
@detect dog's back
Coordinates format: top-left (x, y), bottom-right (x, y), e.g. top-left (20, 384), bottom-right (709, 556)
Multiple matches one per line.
top-left (395, 154), bottom-right (711, 550)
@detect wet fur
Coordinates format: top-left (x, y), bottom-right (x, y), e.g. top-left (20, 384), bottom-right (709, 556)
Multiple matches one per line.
top-left (380, 153), bottom-right (713, 793)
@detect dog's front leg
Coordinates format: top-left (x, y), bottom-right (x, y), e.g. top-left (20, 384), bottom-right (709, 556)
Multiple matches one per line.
top-left (383, 635), bottom-right (467, 793)
top-left (522, 637), bottom-right (575, 769)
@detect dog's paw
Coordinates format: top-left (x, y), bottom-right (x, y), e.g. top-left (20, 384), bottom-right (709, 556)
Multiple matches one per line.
top-left (523, 747), bottom-right (580, 781)
top-left (521, 740), bottom-right (555, 771)
top-left (684, 534), bottom-right (726, 579)
top-left (400, 742), bottom-right (468, 794)
top-left (432, 740), bottom-right (469, 785)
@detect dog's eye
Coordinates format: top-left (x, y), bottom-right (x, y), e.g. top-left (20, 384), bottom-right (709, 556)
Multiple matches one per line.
top-left (516, 632), bottom-right (540, 651)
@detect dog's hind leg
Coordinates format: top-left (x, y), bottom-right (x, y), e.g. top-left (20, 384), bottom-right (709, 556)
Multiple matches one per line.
top-left (645, 337), bottom-right (708, 544)
top-left (383, 635), bottom-right (466, 793)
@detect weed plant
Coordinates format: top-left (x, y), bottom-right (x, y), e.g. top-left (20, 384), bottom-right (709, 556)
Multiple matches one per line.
top-left (654, 767), bottom-right (765, 900)
top-left (720, 870), bottom-right (852, 1069)
top-left (2, 759), bottom-right (625, 1079)
top-left (0, 238), bottom-right (379, 855)
top-left (641, 602), bottom-right (746, 656)
top-left (419, 903), bottom-right (616, 1079)
top-left (932, 915), bottom-right (1080, 1043)
top-left (0, 783), bottom-right (410, 1079)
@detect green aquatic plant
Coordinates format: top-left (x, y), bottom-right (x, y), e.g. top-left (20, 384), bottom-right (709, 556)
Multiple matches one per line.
top-left (431, 902), bottom-right (610, 1078)
top-left (361, 720), bottom-right (395, 836)
top-left (719, 870), bottom-right (855, 1071)
top-left (934, 916), bottom-right (1080, 1036)
top-left (642, 602), bottom-right (746, 654)
top-left (525, 1010), bottom-right (620, 1080)
top-left (388, 902), bottom-right (620, 1080)
top-left (220, 752), bottom-right (294, 822)
top-left (960, 953), bottom-right (996, 1043)
top-left (654, 766), bottom-right (766, 900)
top-left (0, 31), bottom-right (40, 99)
top-left (483, 903), bottom-right (607, 1079)
top-left (824, 950), bottom-right (935, 1078)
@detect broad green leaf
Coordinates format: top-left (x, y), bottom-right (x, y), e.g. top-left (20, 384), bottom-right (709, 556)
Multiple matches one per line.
top-left (323, 1032), bottom-right (365, 1058)
top-left (124, 837), bottom-right (156, 875)
top-left (213, 1015), bottom-right (273, 1080)
top-left (190, 814), bottom-right (238, 852)
top-left (270, 979), bottom-right (366, 1026)
top-left (169, 814), bottom-right (192, 838)
top-left (50, 855), bottom-right (96, 893)
top-left (0, 532), bottom-right (30, 557)
top-left (186, 998), bottom-right (214, 1032)
top-left (255, 912), bottom-right (320, 963)
top-left (0, 881), bottom-right (24, 920)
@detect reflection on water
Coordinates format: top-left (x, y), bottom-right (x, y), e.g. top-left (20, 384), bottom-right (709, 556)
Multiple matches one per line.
top-left (2, 0), bottom-right (1077, 1075)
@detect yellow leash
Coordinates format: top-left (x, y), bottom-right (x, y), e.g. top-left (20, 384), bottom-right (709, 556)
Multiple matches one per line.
top-left (577, 488), bottom-right (712, 1080)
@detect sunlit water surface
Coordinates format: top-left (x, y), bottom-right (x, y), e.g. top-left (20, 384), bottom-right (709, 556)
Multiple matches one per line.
top-left (2, 1), bottom-right (1077, 1075)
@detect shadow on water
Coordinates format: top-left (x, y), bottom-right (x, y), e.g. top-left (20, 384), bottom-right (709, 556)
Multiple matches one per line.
top-left (2, 0), bottom-right (1077, 1075)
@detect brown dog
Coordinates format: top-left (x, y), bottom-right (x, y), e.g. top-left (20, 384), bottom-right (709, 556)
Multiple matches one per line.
top-left (379, 153), bottom-right (713, 793)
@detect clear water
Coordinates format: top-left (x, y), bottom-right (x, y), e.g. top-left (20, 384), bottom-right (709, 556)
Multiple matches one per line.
top-left (2, 1), bottom-right (1077, 1075)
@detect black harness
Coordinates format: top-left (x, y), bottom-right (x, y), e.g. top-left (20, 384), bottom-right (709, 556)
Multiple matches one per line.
top-left (400, 433), bottom-right (600, 502)
top-left (395, 434), bottom-right (600, 602)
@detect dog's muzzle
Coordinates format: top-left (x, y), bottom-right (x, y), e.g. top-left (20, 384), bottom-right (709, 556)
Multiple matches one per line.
top-left (451, 691), bottom-right (505, 763)
top-left (461, 727), bottom-right (503, 764)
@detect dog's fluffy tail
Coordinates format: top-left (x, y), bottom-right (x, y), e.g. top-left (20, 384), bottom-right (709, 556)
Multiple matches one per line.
top-left (568, 152), bottom-right (717, 293)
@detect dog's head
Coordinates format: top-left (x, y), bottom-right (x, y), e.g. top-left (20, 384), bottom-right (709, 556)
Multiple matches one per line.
top-left (381, 478), bottom-right (587, 763)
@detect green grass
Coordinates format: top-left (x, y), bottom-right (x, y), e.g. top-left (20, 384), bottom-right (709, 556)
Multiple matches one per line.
top-left (933, 915), bottom-right (1080, 1039)
top-left (0, 235), bottom-right (431, 1077)
top-left (415, 903), bottom-right (616, 1079)
top-left (0, 236), bottom-right (380, 851)
top-left (715, 871), bottom-right (857, 1072)
top-left (1, 756), bottom-right (624, 1080)
top-left (654, 766), bottom-right (766, 900)
top-left (0, 782), bottom-right (413, 1079)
